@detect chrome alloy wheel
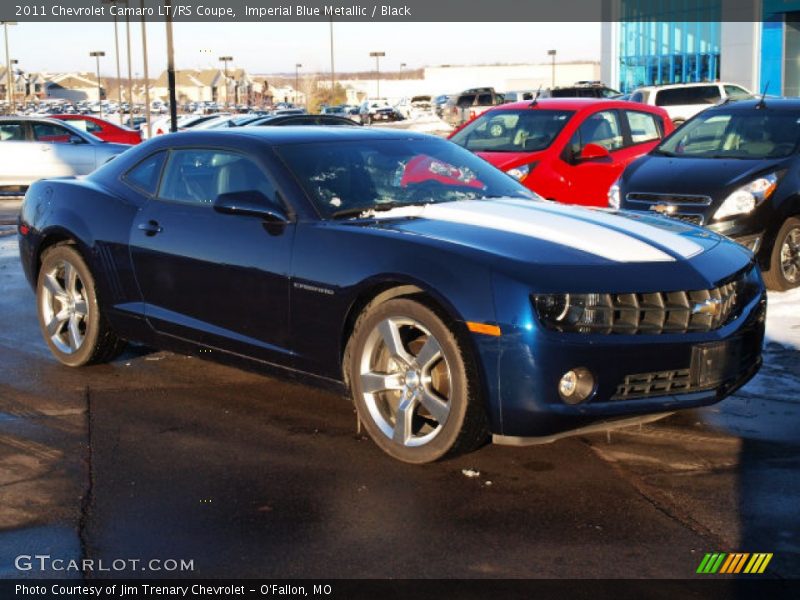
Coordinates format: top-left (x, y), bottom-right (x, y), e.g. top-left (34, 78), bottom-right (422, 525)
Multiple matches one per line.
top-left (358, 317), bottom-right (452, 447)
top-left (39, 259), bottom-right (89, 355)
top-left (780, 226), bottom-right (800, 284)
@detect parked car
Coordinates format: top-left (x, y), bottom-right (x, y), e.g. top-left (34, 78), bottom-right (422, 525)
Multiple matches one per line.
top-left (144, 113), bottom-right (229, 139)
top-left (546, 82), bottom-right (622, 99)
top-left (443, 87), bottom-right (505, 127)
top-left (247, 114), bottom-right (360, 127)
top-left (359, 99), bottom-right (402, 125)
top-left (18, 127), bottom-right (765, 463)
top-left (613, 97), bottom-right (800, 290)
top-left (450, 98), bottom-right (673, 206)
top-left (394, 95), bottom-right (433, 119)
top-left (0, 116), bottom-right (129, 195)
top-left (433, 94), bottom-right (455, 118)
top-left (629, 82), bottom-right (752, 126)
top-left (51, 114), bottom-right (142, 145)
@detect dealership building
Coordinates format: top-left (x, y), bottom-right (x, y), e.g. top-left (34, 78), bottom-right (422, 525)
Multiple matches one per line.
top-left (601, 0), bottom-right (800, 95)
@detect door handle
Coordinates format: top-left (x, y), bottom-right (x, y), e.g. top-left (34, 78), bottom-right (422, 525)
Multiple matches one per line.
top-left (137, 220), bottom-right (163, 236)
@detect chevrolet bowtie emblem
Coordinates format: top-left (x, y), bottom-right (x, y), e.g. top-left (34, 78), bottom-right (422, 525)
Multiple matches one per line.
top-left (650, 203), bottom-right (677, 215)
top-left (692, 297), bottom-right (722, 317)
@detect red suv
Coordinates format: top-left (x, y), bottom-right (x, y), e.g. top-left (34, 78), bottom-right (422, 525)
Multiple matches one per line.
top-left (51, 114), bottom-right (142, 145)
top-left (449, 98), bottom-right (673, 206)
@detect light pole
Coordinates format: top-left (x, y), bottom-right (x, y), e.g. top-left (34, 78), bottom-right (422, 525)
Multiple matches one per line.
top-left (547, 49), bottom-right (557, 88)
top-left (400, 62), bottom-right (406, 76)
top-left (9, 58), bottom-right (17, 109)
top-left (101, 0), bottom-right (123, 122)
top-left (139, 0), bottom-right (152, 138)
top-left (89, 51), bottom-right (106, 118)
top-left (329, 18), bottom-right (335, 100)
top-left (294, 63), bottom-right (302, 107)
top-left (369, 51), bottom-right (385, 99)
top-left (164, 0), bottom-right (177, 132)
top-left (1, 21), bottom-right (17, 113)
top-left (219, 56), bottom-right (233, 107)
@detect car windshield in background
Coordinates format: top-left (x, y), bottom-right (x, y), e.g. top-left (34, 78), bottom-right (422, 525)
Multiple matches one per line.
top-left (656, 110), bottom-right (800, 159)
top-left (276, 138), bottom-right (536, 218)
top-left (450, 110), bottom-right (574, 153)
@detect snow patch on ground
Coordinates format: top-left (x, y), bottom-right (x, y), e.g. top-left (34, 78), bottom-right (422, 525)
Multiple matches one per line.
top-left (764, 288), bottom-right (800, 350)
top-left (372, 114), bottom-right (454, 136)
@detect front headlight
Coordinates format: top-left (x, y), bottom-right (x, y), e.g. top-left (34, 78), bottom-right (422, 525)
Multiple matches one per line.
top-left (533, 293), bottom-right (613, 333)
top-left (714, 173), bottom-right (778, 220)
top-left (506, 161), bottom-right (538, 182)
top-left (608, 178), bottom-right (621, 209)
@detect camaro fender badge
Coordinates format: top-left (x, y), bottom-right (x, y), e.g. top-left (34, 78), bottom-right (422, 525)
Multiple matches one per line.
top-left (692, 297), bottom-right (722, 317)
top-left (649, 203), bottom-right (678, 216)
top-left (293, 281), bottom-right (335, 296)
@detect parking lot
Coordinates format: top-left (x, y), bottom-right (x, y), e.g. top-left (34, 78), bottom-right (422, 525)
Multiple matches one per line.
top-left (1, 226), bottom-right (798, 579)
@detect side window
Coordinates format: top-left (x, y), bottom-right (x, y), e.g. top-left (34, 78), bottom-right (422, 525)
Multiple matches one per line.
top-left (625, 111), bottom-right (662, 144)
top-left (724, 85), bottom-right (751, 100)
top-left (0, 122), bottom-right (24, 141)
top-left (123, 151), bottom-right (166, 196)
top-left (85, 120), bottom-right (103, 133)
top-left (655, 88), bottom-right (687, 106)
top-left (685, 86), bottom-right (721, 104)
top-left (457, 94), bottom-right (476, 108)
top-left (32, 122), bottom-right (75, 144)
top-left (570, 110), bottom-right (624, 155)
top-left (158, 149), bottom-right (277, 206)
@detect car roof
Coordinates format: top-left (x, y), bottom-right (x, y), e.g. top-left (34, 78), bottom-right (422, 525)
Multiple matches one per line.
top-left (485, 98), bottom-right (645, 111)
top-left (704, 97), bottom-right (800, 111)
top-left (634, 82), bottom-right (741, 91)
top-left (162, 126), bottom-right (438, 145)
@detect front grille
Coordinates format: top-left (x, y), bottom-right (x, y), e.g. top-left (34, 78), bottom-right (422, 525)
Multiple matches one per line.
top-left (559, 272), bottom-right (748, 335)
top-left (626, 192), bottom-right (712, 206)
top-left (613, 368), bottom-right (692, 399)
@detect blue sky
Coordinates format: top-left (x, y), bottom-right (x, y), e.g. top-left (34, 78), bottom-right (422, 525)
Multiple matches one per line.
top-left (6, 21), bottom-right (600, 76)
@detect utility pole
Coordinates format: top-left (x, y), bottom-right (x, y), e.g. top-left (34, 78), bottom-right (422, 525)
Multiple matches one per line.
top-left (295, 63), bottom-right (302, 107)
top-left (329, 18), bottom-right (335, 101)
top-left (2, 22), bottom-right (17, 113)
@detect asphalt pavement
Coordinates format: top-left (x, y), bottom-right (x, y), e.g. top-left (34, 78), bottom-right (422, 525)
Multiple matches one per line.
top-left (0, 235), bottom-right (798, 581)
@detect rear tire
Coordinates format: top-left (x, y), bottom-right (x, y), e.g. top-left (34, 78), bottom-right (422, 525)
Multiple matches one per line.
top-left (763, 217), bottom-right (800, 291)
top-left (345, 297), bottom-right (488, 464)
top-left (36, 244), bottom-right (126, 367)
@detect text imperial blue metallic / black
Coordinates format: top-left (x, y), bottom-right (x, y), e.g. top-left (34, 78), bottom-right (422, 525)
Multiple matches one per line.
top-left (17, 127), bottom-right (765, 463)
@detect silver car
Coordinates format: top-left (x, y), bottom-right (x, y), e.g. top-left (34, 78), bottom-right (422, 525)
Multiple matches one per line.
top-left (0, 116), bottom-right (130, 194)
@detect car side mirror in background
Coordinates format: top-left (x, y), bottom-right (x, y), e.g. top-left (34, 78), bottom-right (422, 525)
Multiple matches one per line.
top-left (68, 135), bottom-right (84, 144)
top-left (577, 143), bottom-right (611, 161)
top-left (213, 190), bottom-right (290, 223)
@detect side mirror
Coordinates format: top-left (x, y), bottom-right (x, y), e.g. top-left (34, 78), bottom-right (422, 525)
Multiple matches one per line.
top-left (68, 135), bottom-right (85, 145)
top-left (577, 143), bottom-right (611, 161)
top-left (213, 191), bottom-right (290, 223)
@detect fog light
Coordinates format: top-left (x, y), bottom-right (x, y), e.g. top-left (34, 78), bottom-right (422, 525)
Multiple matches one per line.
top-left (558, 368), bottom-right (595, 404)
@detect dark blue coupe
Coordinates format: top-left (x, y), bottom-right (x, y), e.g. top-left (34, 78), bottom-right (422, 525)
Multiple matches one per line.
top-left (18, 127), bottom-right (766, 463)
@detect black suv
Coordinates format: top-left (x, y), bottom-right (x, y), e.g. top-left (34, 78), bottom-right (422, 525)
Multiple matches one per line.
top-left (547, 82), bottom-right (621, 99)
top-left (612, 98), bottom-right (800, 290)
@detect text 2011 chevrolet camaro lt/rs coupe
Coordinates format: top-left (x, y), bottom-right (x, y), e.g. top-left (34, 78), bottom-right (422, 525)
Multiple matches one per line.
top-left (17, 127), bottom-right (766, 463)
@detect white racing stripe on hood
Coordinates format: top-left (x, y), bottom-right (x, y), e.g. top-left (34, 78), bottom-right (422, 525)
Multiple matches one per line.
top-left (371, 200), bottom-right (692, 263)
top-left (501, 198), bottom-right (705, 260)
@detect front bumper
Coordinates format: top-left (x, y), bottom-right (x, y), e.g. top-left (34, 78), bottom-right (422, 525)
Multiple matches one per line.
top-left (484, 273), bottom-right (767, 439)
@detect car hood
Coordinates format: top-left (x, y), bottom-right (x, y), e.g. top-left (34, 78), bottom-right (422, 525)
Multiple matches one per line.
top-left (336, 198), bottom-right (748, 292)
top-left (476, 150), bottom-right (544, 171)
top-left (623, 155), bottom-right (790, 196)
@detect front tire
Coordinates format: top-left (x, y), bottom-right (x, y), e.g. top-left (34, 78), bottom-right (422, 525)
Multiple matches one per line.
top-left (36, 244), bottom-right (126, 367)
top-left (763, 217), bottom-right (800, 291)
top-left (345, 298), bottom-right (488, 463)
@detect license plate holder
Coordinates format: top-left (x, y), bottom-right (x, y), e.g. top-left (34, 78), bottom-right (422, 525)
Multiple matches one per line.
top-left (690, 340), bottom-right (741, 388)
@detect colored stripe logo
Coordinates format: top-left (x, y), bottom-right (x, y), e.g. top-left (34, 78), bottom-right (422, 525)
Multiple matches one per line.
top-left (696, 552), bottom-right (773, 574)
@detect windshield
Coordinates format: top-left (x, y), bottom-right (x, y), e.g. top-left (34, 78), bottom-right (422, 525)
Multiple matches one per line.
top-left (276, 138), bottom-right (536, 219)
top-left (657, 110), bottom-right (800, 159)
top-left (450, 109), bottom-right (574, 153)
